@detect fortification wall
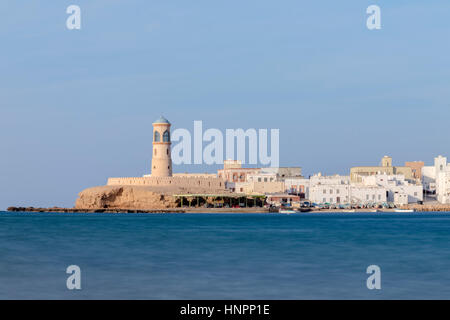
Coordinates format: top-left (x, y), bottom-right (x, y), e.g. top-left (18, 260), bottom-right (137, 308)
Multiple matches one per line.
top-left (107, 176), bottom-right (226, 190)
top-left (173, 173), bottom-right (218, 178)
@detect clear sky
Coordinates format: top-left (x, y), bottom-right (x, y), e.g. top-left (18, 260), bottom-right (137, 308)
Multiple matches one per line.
top-left (1, 1), bottom-right (450, 209)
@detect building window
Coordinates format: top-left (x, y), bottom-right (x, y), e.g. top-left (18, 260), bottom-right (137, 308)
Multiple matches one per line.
top-left (330, 190), bottom-right (333, 194)
top-left (323, 190), bottom-right (326, 194)
top-left (163, 130), bottom-right (170, 142)
top-left (154, 149), bottom-right (157, 155)
top-left (154, 131), bottom-right (160, 142)
top-left (323, 198), bottom-right (326, 203)
top-left (366, 195), bottom-right (369, 200)
top-left (264, 178), bottom-right (268, 182)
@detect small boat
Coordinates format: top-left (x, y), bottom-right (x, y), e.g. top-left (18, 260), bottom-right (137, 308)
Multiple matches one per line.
top-left (394, 209), bottom-right (415, 213)
top-left (279, 209), bottom-right (296, 214)
top-left (342, 209), bottom-right (356, 213)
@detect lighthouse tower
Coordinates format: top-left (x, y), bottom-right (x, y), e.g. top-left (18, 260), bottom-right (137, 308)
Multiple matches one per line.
top-left (151, 116), bottom-right (172, 177)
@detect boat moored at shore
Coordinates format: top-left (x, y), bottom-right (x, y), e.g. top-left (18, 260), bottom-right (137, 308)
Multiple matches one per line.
top-left (394, 209), bottom-right (415, 213)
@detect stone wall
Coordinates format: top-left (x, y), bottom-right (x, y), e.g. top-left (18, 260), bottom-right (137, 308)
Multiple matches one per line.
top-left (107, 176), bottom-right (226, 190)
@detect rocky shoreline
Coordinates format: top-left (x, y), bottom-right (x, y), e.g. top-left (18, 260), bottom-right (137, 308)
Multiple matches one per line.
top-left (5, 206), bottom-right (268, 214)
top-left (6, 207), bottom-right (186, 214)
top-left (5, 205), bottom-right (450, 214)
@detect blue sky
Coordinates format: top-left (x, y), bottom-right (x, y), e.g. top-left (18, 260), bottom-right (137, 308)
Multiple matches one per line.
top-left (1, 1), bottom-right (450, 209)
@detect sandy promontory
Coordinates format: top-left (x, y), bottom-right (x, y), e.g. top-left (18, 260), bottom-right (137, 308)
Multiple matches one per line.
top-left (75, 185), bottom-right (179, 210)
top-left (74, 184), bottom-right (233, 211)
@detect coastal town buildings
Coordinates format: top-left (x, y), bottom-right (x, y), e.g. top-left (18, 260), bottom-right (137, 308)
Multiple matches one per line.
top-left (350, 185), bottom-right (387, 205)
top-left (308, 174), bottom-right (352, 205)
top-left (284, 177), bottom-right (310, 199)
top-left (307, 174), bottom-right (387, 205)
top-left (217, 160), bottom-right (261, 182)
top-left (106, 117), bottom-right (447, 208)
top-left (231, 181), bottom-right (285, 194)
top-left (218, 160), bottom-right (304, 195)
top-left (246, 172), bottom-right (278, 183)
top-left (350, 156), bottom-right (414, 183)
top-left (422, 166), bottom-right (437, 193)
top-left (305, 172), bottom-right (421, 206)
top-left (405, 161), bottom-right (425, 180)
top-left (217, 161), bottom-right (302, 183)
top-left (360, 174), bottom-right (423, 204)
top-left (260, 167), bottom-right (302, 178)
top-left (422, 156), bottom-right (450, 204)
top-left (227, 172), bottom-right (286, 194)
top-left (266, 194), bottom-right (301, 207)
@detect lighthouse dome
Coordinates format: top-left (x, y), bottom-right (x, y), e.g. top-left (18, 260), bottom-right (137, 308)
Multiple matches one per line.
top-left (153, 116), bottom-right (170, 124)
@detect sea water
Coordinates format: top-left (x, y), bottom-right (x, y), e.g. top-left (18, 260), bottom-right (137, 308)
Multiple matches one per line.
top-left (0, 211), bottom-right (449, 299)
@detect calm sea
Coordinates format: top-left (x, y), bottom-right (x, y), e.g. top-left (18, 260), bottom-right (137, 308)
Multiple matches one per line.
top-left (1, 211), bottom-right (450, 299)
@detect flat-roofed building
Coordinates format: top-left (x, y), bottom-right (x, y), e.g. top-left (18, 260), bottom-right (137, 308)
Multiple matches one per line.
top-left (266, 194), bottom-right (301, 206)
top-left (361, 174), bottom-right (423, 204)
top-left (405, 161), bottom-right (425, 180)
top-left (260, 167), bottom-right (302, 178)
top-left (246, 172), bottom-right (278, 183)
top-left (307, 173), bottom-right (388, 205)
top-left (284, 178), bottom-right (310, 199)
top-left (231, 181), bottom-right (285, 194)
top-left (350, 156), bottom-right (413, 183)
top-left (422, 156), bottom-right (450, 204)
top-left (218, 160), bottom-right (261, 183)
top-left (308, 174), bottom-right (352, 205)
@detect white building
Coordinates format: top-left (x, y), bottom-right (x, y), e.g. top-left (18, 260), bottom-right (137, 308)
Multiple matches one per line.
top-left (284, 178), bottom-right (310, 198)
top-left (361, 174), bottom-right (423, 204)
top-left (286, 172), bottom-right (424, 206)
top-left (308, 174), bottom-right (351, 204)
top-left (394, 193), bottom-right (409, 206)
top-left (350, 186), bottom-right (387, 205)
top-left (421, 156), bottom-right (450, 204)
top-left (422, 166), bottom-right (437, 193)
top-left (307, 174), bottom-right (387, 205)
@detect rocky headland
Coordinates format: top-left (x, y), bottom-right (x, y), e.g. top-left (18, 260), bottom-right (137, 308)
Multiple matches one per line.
top-left (75, 185), bottom-right (178, 210)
